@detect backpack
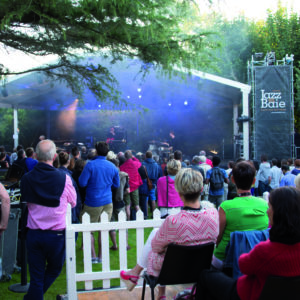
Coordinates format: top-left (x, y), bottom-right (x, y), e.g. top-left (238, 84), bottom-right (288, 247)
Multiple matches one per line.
top-left (210, 167), bottom-right (224, 191)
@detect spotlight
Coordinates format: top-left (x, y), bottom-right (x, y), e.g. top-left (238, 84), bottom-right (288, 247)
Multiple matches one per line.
top-left (98, 104), bottom-right (101, 108)
top-left (184, 101), bottom-right (188, 106)
top-left (137, 88), bottom-right (142, 93)
top-left (139, 95), bottom-right (142, 99)
top-left (168, 103), bottom-right (172, 107)
top-left (266, 51), bottom-right (276, 66)
top-left (127, 96), bottom-right (130, 99)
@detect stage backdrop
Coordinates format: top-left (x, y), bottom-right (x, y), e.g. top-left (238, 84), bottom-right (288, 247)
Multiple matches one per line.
top-left (254, 65), bottom-right (293, 160)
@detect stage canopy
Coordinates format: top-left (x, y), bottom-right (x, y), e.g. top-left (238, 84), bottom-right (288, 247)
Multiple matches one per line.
top-left (0, 57), bottom-right (251, 158)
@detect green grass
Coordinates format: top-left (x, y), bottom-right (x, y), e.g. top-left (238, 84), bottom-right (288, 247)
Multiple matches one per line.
top-left (0, 228), bottom-right (152, 300)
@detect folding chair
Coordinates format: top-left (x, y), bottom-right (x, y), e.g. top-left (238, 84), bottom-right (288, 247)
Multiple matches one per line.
top-left (259, 275), bottom-right (300, 299)
top-left (141, 242), bottom-right (214, 300)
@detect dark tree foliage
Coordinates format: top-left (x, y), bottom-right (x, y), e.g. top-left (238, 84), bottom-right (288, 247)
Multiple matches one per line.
top-left (0, 0), bottom-right (216, 104)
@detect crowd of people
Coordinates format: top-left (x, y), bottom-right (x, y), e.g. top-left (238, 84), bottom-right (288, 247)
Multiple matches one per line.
top-left (1, 141), bottom-right (300, 300)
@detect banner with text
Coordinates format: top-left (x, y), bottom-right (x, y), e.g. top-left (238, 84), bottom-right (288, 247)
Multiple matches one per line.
top-left (254, 65), bottom-right (293, 160)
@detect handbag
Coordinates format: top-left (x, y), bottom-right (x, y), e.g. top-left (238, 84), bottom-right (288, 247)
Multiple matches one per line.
top-left (143, 166), bottom-right (153, 190)
top-left (161, 176), bottom-right (169, 219)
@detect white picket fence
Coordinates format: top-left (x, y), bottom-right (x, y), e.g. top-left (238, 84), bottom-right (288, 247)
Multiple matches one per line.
top-left (65, 204), bottom-right (165, 299)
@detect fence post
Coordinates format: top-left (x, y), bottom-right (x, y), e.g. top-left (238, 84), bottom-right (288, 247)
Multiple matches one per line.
top-left (65, 204), bottom-right (77, 300)
top-left (101, 212), bottom-right (110, 289)
top-left (136, 210), bottom-right (145, 264)
top-left (82, 213), bottom-right (93, 291)
top-left (118, 211), bottom-right (127, 288)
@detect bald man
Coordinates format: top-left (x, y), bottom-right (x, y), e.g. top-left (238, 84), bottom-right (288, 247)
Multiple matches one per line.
top-left (21, 140), bottom-right (76, 300)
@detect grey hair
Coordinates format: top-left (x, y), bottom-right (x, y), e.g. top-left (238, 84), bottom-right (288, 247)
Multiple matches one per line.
top-left (175, 168), bottom-right (203, 195)
top-left (199, 150), bottom-right (206, 156)
top-left (36, 140), bottom-right (56, 162)
top-left (167, 159), bottom-right (181, 175)
top-left (199, 155), bottom-right (206, 163)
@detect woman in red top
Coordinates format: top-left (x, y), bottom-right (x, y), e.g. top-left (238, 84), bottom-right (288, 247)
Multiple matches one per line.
top-left (197, 186), bottom-right (300, 300)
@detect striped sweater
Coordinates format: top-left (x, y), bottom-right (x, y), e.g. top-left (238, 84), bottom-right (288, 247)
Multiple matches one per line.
top-left (147, 207), bottom-right (219, 276)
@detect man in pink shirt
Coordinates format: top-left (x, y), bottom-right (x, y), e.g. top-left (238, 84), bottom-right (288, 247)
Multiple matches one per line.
top-left (21, 140), bottom-right (76, 300)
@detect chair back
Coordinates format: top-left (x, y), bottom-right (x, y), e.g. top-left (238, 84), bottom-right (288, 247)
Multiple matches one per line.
top-left (5, 163), bottom-right (26, 181)
top-left (259, 275), bottom-right (300, 299)
top-left (157, 242), bottom-right (214, 286)
top-left (223, 229), bottom-right (269, 279)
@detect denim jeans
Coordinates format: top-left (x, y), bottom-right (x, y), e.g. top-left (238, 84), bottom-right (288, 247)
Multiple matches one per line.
top-left (24, 229), bottom-right (66, 300)
top-left (139, 188), bottom-right (156, 219)
top-left (208, 195), bottom-right (224, 209)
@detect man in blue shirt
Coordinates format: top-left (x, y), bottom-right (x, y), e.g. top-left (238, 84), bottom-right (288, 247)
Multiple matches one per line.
top-left (205, 156), bottom-right (229, 209)
top-left (79, 141), bottom-right (119, 263)
top-left (25, 147), bottom-right (38, 171)
top-left (280, 165), bottom-right (296, 187)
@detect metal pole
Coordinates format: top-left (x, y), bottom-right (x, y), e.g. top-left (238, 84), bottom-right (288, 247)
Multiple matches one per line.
top-left (241, 87), bottom-right (251, 160)
top-left (13, 107), bottom-right (18, 148)
top-left (9, 201), bottom-right (29, 293)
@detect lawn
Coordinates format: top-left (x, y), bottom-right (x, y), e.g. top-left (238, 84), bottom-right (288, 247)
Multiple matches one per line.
top-left (0, 228), bottom-right (152, 300)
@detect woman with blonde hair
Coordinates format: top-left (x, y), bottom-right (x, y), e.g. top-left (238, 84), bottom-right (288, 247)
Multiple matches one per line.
top-left (157, 159), bottom-right (183, 218)
top-left (120, 168), bottom-right (219, 300)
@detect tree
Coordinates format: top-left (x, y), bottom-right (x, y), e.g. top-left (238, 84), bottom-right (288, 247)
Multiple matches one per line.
top-left (251, 5), bottom-right (300, 131)
top-left (0, 0), bottom-right (216, 105)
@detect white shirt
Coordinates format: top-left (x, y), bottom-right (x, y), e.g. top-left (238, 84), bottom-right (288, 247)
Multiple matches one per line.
top-left (269, 165), bottom-right (282, 189)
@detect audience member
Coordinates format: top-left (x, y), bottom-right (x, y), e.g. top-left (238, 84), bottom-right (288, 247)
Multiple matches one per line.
top-left (72, 159), bottom-right (86, 204)
top-left (79, 141), bottom-right (119, 263)
top-left (0, 182), bottom-right (10, 236)
top-left (224, 161), bottom-right (235, 200)
top-left (291, 159), bottom-right (300, 176)
top-left (0, 152), bottom-right (9, 169)
top-left (25, 147), bottom-right (38, 171)
top-left (120, 168), bottom-right (219, 299)
top-left (199, 155), bottom-right (212, 200)
top-left (257, 154), bottom-right (271, 195)
top-left (21, 140), bottom-right (76, 299)
top-left (0, 145), bottom-right (10, 165)
top-left (199, 150), bottom-right (213, 167)
top-left (120, 150), bottom-right (142, 220)
top-left (87, 148), bottom-right (97, 161)
top-left (107, 158), bottom-right (130, 250)
top-left (212, 161), bottom-right (269, 270)
top-left (205, 156), bottom-right (229, 209)
top-left (198, 186), bottom-right (300, 300)
top-left (268, 158), bottom-right (282, 190)
top-left (189, 156), bottom-right (205, 179)
top-left (280, 165), bottom-right (296, 187)
top-left (80, 146), bottom-right (88, 160)
top-left (58, 152), bottom-right (82, 226)
top-left (139, 151), bottom-right (162, 219)
top-left (157, 159), bottom-right (183, 218)
top-left (174, 150), bottom-right (187, 168)
top-left (10, 145), bottom-right (23, 165)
